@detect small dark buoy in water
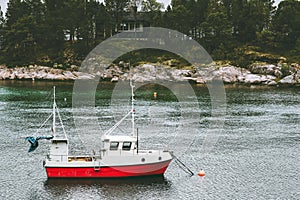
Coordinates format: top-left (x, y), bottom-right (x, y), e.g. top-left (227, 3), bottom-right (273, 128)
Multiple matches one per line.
top-left (153, 92), bottom-right (157, 99)
top-left (198, 170), bottom-right (205, 177)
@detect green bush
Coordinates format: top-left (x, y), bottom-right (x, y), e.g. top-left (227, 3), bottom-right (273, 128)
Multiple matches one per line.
top-left (281, 63), bottom-right (290, 77)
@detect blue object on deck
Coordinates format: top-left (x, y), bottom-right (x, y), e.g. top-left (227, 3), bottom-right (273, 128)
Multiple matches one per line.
top-left (25, 136), bottom-right (54, 152)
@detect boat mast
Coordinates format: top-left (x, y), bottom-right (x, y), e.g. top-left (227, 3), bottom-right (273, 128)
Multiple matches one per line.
top-left (130, 79), bottom-right (135, 137)
top-left (52, 86), bottom-right (56, 135)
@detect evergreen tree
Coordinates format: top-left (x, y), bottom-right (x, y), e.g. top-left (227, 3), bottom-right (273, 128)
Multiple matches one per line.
top-left (199, 0), bottom-right (233, 57)
top-left (0, 0), bottom-right (298, 67)
top-left (26, 0), bottom-right (47, 63)
top-left (169, 4), bottom-right (189, 34)
top-left (0, 6), bottom-right (4, 62)
top-left (272, 0), bottom-right (300, 53)
top-left (76, 1), bottom-right (109, 58)
top-left (186, 0), bottom-right (209, 39)
top-left (105, 0), bottom-right (130, 34)
top-left (94, 3), bottom-right (111, 40)
top-left (228, 0), bottom-right (275, 43)
top-left (141, 0), bottom-right (163, 12)
top-left (43, 0), bottom-right (66, 64)
top-left (3, 0), bottom-right (41, 65)
top-left (0, 6), bottom-right (4, 29)
top-left (141, 0), bottom-right (163, 27)
top-left (162, 0), bottom-right (190, 34)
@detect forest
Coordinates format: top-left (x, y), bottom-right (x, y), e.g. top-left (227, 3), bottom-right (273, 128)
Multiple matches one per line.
top-left (0, 0), bottom-right (299, 68)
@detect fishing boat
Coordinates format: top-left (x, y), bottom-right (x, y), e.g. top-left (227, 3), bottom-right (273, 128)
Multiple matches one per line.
top-left (30, 80), bottom-right (173, 178)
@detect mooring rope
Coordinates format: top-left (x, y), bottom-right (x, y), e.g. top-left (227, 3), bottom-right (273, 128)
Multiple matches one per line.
top-left (170, 152), bottom-right (194, 176)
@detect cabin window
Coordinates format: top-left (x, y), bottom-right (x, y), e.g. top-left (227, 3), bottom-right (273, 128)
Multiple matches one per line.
top-left (122, 142), bottom-right (132, 151)
top-left (110, 142), bottom-right (119, 150)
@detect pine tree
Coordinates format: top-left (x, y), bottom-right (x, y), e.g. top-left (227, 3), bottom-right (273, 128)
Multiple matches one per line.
top-left (141, 0), bottom-right (163, 27)
top-left (0, 6), bottom-right (4, 28)
top-left (0, 6), bottom-right (4, 62)
top-left (141, 0), bottom-right (163, 12)
top-left (199, 0), bottom-right (233, 57)
top-left (3, 0), bottom-right (35, 66)
top-left (105, 0), bottom-right (130, 34)
top-left (272, 0), bottom-right (300, 53)
top-left (227, 0), bottom-right (275, 43)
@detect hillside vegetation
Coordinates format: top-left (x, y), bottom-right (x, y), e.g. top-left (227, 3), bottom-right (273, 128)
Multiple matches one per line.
top-left (0, 0), bottom-right (299, 68)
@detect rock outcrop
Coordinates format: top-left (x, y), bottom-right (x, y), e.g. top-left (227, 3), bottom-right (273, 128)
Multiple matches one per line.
top-left (248, 63), bottom-right (283, 78)
top-left (1, 62), bottom-right (300, 86)
top-left (0, 65), bottom-right (94, 80)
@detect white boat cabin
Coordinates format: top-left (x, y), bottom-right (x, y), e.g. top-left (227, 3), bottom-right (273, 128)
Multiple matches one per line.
top-left (101, 135), bottom-right (137, 152)
top-left (49, 137), bottom-right (69, 162)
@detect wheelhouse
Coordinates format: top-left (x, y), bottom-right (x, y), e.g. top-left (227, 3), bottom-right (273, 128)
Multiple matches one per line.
top-left (101, 135), bottom-right (137, 151)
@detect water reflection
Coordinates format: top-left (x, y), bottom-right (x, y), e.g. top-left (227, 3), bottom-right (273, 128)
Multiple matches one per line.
top-left (44, 175), bottom-right (169, 186)
top-left (44, 176), bottom-right (172, 199)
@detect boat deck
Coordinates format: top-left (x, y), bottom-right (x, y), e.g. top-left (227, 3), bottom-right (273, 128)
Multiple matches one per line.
top-left (68, 156), bottom-right (93, 162)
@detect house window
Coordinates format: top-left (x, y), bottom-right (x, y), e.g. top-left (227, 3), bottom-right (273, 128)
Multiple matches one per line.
top-left (110, 142), bottom-right (119, 150)
top-left (122, 142), bottom-right (132, 151)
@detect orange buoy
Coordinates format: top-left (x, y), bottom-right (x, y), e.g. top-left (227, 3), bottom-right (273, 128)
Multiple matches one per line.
top-left (153, 92), bottom-right (157, 99)
top-left (198, 170), bottom-right (205, 177)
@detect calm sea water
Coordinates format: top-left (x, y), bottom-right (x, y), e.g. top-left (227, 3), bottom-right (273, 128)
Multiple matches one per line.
top-left (0, 80), bottom-right (299, 199)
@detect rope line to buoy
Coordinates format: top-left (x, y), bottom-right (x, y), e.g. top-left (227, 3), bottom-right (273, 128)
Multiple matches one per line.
top-left (171, 152), bottom-right (194, 176)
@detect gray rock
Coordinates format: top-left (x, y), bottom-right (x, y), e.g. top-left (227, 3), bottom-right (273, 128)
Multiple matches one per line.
top-left (279, 75), bottom-right (297, 84)
top-left (182, 77), bottom-right (197, 82)
top-left (243, 74), bottom-right (263, 84)
top-left (274, 69), bottom-right (283, 78)
top-left (63, 71), bottom-right (76, 80)
top-left (75, 71), bottom-right (95, 80)
top-left (54, 74), bottom-right (66, 80)
top-left (249, 64), bottom-right (282, 77)
top-left (35, 70), bottom-right (47, 79)
top-left (44, 73), bottom-right (58, 80)
top-left (196, 77), bottom-right (205, 84)
top-left (211, 65), bottom-right (255, 84)
top-left (267, 80), bottom-right (278, 86)
top-left (9, 73), bottom-right (16, 79)
top-left (0, 69), bottom-right (10, 79)
top-left (111, 76), bottom-right (119, 82)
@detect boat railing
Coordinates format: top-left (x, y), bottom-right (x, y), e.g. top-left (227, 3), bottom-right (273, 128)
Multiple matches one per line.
top-left (46, 154), bottom-right (68, 162)
top-left (46, 149), bottom-right (170, 162)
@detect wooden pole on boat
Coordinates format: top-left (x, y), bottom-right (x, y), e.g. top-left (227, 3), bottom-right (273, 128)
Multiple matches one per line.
top-left (130, 79), bottom-right (135, 137)
top-left (136, 128), bottom-right (139, 154)
top-left (52, 86), bottom-right (56, 135)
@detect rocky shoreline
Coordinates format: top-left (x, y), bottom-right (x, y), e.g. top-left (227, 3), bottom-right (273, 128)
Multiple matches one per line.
top-left (1, 62), bottom-right (300, 85)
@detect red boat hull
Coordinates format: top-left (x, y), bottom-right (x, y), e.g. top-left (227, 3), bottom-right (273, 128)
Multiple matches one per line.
top-left (45, 160), bottom-right (171, 178)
